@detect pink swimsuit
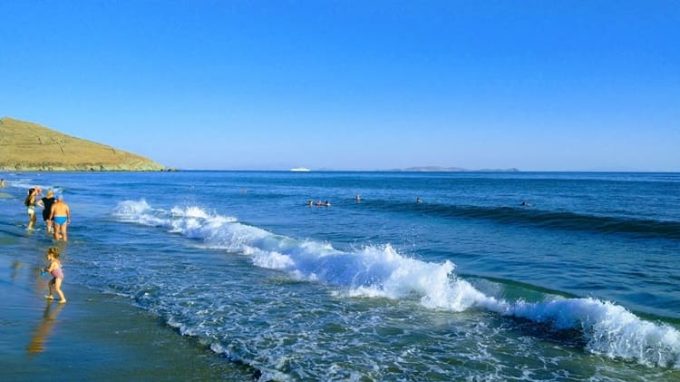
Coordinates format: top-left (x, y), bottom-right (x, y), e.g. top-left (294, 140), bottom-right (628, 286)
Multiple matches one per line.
top-left (50, 266), bottom-right (64, 279)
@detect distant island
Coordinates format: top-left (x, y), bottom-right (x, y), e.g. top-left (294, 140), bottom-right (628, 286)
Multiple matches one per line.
top-left (392, 166), bottom-right (519, 172)
top-left (0, 117), bottom-right (166, 171)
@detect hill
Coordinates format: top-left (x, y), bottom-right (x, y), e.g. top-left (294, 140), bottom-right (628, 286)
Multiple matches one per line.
top-left (0, 117), bottom-right (165, 171)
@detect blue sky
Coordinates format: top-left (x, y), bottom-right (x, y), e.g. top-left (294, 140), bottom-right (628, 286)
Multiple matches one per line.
top-left (1, 1), bottom-right (679, 171)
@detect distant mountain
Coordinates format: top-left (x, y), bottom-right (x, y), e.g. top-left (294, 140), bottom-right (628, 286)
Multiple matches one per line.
top-left (0, 117), bottom-right (165, 171)
top-left (393, 166), bottom-right (519, 172)
top-left (400, 166), bottom-right (466, 172)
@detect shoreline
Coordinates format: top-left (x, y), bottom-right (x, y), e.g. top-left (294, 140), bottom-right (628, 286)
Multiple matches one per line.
top-left (0, 254), bottom-right (253, 381)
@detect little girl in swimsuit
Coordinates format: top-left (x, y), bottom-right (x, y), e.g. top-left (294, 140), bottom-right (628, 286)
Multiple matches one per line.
top-left (44, 247), bottom-right (67, 303)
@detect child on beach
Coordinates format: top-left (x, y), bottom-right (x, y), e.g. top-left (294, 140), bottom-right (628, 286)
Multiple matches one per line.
top-left (44, 247), bottom-right (67, 303)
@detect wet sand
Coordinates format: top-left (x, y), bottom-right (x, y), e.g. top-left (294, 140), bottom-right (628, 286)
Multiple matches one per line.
top-left (0, 255), bottom-right (253, 381)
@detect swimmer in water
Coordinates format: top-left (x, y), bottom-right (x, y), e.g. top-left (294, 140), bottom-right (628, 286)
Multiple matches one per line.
top-left (355, 194), bottom-right (361, 203)
top-left (416, 197), bottom-right (422, 204)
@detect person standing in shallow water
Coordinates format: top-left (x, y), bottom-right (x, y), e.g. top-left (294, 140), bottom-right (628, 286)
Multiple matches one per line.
top-left (49, 195), bottom-right (71, 241)
top-left (44, 247), bottom-right (67, 303)
top-left (24, 187), bottom-right (41, 230)
top-left (41, 190), bottom-right (56, 235)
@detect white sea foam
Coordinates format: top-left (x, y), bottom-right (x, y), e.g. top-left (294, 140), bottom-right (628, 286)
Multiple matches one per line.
top-left (7, 178), bottom-right (63, 195)
top-left (114, 200), bottom-right (680, 368)
top-left (113, 199), bottom-right (167, 226)
top-left (210, 343), bottom-right (292, 382)
top-left (7, 178), bottom-right (34, 189)
top-left (115, 199), bottom-right (152, 216)
top-left (502, 298), bottom-right (680, 367)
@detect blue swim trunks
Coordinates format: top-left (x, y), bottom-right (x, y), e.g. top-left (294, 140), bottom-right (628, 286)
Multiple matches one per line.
top-left (54, 216), bottom-right (68, 225)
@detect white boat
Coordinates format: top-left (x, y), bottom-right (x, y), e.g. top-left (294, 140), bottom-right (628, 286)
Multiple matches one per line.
top-left (290, 167), bottom-right (311, 172)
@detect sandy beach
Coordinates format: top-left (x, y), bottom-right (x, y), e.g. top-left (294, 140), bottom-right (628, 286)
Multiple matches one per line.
top-left (0, 253), bottom-right (253, 381)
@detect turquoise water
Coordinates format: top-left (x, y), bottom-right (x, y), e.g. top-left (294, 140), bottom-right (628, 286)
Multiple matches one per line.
top-left (1, 171), bottom-right (679, 381)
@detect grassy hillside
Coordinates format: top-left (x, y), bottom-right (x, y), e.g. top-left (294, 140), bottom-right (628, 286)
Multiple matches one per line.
top-left (0, 117), bottom-right (165, 171)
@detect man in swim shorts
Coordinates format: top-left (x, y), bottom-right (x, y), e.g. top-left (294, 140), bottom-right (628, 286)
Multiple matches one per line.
top-left (49, 195), bottom-right (71, 241)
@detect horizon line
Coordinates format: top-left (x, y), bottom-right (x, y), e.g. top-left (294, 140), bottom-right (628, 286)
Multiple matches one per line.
top-left (162, 169), bottom-right (680, 173)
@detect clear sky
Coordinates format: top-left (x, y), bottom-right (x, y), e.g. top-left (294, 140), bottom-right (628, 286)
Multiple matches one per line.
top-left (1, 1), bottom-right (679, 171)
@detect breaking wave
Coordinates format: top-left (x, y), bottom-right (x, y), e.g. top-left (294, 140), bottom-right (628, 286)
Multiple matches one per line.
top-left (113, 199), bottom-right (680, 368)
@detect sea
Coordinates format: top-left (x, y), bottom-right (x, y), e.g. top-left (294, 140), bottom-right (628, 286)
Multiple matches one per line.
top-left (1, 171), bottom-right (679, 381)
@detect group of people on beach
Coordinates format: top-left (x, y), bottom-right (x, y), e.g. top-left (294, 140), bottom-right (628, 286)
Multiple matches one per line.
top-left (23, 186), bottom-right (70, 304)
top-left (25, 187), bottom-right (71, 241)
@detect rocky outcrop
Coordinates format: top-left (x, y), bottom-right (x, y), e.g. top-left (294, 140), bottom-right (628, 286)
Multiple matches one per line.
top-left (0, 117), bottom-right (166, 171)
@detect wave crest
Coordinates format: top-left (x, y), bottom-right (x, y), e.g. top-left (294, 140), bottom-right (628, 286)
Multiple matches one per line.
top-left (506, 298), bottom-right (680, 367)
top-left (113, 199), bottom-right (680, 368)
